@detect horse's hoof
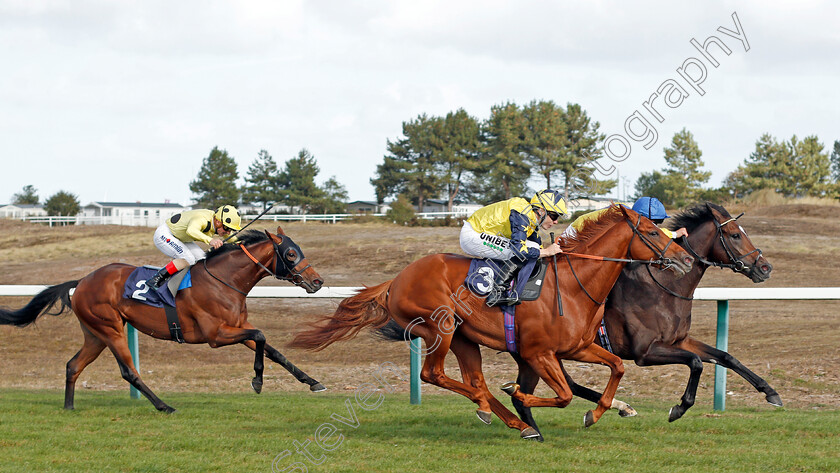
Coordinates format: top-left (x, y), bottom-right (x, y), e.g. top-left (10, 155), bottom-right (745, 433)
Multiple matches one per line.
top-left (163, 406), bottom-right (176, 414)
top-left (251, 379), bottom-right (263, 394)
top-left (520, 427), bottom-right (541, 440)
top-left (619, 406), bottom-right (638, 417)
top-left (583, 410), bottom-right (595, 428)
top-left (766, 393), bottom-right (783, 407)
top-left (310, 383), bottom-right (327, 393)
top-left (501, 382), bottom-right (519, 396)
top-left (476, 410), bottom-right (492, 425)
top-left (668, 405), bottom-right (684, 422)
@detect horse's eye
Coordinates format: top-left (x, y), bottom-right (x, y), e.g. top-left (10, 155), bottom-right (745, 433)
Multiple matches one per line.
top-left (731, 233), bottom-right (741, 240)
top-left (648, 230), bottom-right (659, 237)
top-left (286, 250), bottom-right (298, 260)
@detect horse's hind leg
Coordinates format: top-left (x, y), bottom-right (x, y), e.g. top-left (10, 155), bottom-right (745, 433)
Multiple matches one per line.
top-left (64, 324), bottom-right (106, 410)
top-left (419, 332), bottom-right (535, 438)
top-left (449, 335), bottom-right (531, 434)
top-left (104, 334), bottom-right (176, 413)
top-left (509, 354), bottom-right (544, 441)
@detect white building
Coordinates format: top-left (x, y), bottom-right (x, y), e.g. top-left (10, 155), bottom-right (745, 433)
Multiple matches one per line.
top-left (0, 204), bottom-right (48, 219)
top-left (80, 201), bottom-right (188, 226)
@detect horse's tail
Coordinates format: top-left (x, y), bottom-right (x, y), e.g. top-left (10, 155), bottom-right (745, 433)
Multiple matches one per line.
top-left (290, 280), bottom-right (393, 351)
top-left (0, 280), bottom-right (78, 327)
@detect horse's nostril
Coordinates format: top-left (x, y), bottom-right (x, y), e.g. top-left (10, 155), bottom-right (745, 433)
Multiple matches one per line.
top-left (684, 256), bottom-right (693, 266)
top-left (314, 279), bottom-right (323, 286)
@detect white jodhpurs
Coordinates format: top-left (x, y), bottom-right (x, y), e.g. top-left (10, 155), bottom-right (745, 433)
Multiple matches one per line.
top-left (153, 224), bottom-right (207, 265)
top-left (459, 221), bottom-right (539, 260)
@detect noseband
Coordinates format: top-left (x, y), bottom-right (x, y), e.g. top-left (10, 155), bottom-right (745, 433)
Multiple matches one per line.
top-left (204, 238), bottom-right (313, 295)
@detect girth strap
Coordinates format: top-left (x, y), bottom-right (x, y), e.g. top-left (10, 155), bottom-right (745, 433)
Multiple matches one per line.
top-left (164, 304), bottom-right (185, 343)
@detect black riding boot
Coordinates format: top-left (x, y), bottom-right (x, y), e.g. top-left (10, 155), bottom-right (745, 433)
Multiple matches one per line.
top-left (147, 267), bottom-right (173, 290)
top-left (486, 258), bottom-right (527, 307)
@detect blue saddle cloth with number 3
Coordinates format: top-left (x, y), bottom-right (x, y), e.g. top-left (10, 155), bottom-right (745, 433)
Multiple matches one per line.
top-left (123, 267), bottom-right (192, 308)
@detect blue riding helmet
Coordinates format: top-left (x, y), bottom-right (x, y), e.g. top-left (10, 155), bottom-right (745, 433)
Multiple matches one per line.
top-left (632, 196), bottom-right (669, 220)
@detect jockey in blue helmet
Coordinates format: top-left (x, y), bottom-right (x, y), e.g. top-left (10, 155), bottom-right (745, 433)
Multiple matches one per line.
top-left (632, 197), bottom-right (688, 238)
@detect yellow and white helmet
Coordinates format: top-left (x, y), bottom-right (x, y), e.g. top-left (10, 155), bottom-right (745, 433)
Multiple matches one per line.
top-left (530, 189), bottom-right (568, 218)
top-left (214, 205), bottom-right (242, 231)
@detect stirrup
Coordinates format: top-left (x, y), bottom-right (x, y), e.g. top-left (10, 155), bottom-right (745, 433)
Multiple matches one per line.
top-left (486, 287), bottom-right (521, 307)
top-left (147, 269), bottom-right (171, 290)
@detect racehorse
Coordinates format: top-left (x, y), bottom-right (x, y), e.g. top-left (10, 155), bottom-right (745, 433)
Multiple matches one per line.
top-left (0, 227), bottom-right (326, 412)
top-left (291, 205), bottom-right (694, 438)
top-left (511, 203), bottom-right (778, 440)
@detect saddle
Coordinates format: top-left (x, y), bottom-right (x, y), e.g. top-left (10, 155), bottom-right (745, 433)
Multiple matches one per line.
top-left (123, 266), bottom-right (192, 343)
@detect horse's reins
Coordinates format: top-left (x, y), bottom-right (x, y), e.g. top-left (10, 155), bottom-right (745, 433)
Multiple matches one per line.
top-left (203, 239), bottom-right (313, 295)
top-left (560, 214), bottom-right (678, 305)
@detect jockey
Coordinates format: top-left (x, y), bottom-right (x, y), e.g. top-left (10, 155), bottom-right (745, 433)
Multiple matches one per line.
top-left (147, 205), bottom-right (243, 289)
top-left (460, 189), bottom-right (566, 307)
top-left (561, 196), bottom-right (687, 240)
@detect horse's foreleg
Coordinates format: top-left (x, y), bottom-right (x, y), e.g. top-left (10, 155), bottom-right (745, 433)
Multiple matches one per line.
top-left (635, 341), bottom-right (703, 422)
top-left (64, 325), bottom-right (106, 410)
top-left (243, 339), bottom-right (326, 392)
top-left (210, 324), bottom-right (266, 394)
top-left (502, 351), bottom-right (575, 411)
top-left (509, 354), bottom-right (544, 441)
top-left (679, 336), bottom-right (782, 408)
top-left (560, 362), bottom-right (637, 417)
top-left (565, 344), bottom-right (625, 427)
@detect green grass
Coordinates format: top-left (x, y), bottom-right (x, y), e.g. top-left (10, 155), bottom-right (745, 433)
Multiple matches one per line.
top-left (0, 390), bottom-right (837, 473)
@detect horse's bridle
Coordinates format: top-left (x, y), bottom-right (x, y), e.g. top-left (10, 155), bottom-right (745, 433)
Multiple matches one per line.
top-left (679, 212), bottom-right (762, 274)
top-left (647, 211), bottom-right (764, 300)
top-left (204, 237), bottom-right (313, 295)
top-left (241, 237), bottom-right (312, 284)
top-left (566, 214), bottom-right (681, 305)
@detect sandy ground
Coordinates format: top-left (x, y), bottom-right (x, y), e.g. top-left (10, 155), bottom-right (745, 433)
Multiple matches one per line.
top-left (0, 204), bottom-right (838, 413)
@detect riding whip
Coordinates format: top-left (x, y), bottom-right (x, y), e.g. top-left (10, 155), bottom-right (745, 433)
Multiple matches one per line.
top-left (224, 203), bottom-right (275, 242)
top-left (550, 232), bottom-right (564, 317)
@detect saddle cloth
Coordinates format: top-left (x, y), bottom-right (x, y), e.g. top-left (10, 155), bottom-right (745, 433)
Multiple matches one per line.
top-left (464, 258), bottom-right (546, 353)
top-left (122, 266), bottom-right (192, 308)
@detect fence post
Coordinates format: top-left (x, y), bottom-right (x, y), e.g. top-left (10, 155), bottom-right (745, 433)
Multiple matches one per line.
top-left (410, 339), bottom-right (422, 405)
top-left (127, 323), bottom-right (141, 400)
top-left (714, 300), bottom-right (729, 411)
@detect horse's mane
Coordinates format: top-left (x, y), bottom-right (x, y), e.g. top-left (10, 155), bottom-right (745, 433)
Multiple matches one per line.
top-left (666, 202), bottom-right (730, 234)
top-left (560, 204), bottom-right (626, 252)
top-left (205, 230), bottom-right (268, 260)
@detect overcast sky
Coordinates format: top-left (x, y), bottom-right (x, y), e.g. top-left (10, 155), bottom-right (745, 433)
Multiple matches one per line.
top-left (2, 0), bottom-right (837, 207)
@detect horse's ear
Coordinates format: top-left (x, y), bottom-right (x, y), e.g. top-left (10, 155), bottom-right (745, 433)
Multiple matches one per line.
top-left (705, 202), bottom-right (725, 220)
top-left (267, 231), bottom-right (283, 244)
top-left (276, 225), bottom-right (286, 236)
top-left (618, 204), bottom-right (630, 218)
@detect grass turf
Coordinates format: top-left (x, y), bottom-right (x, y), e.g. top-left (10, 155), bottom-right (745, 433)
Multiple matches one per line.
top-left (0, 389), bottom-right (837, 473)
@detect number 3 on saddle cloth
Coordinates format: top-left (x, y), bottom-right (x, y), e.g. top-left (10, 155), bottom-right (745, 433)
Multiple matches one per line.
top-left (122, 266), bottom-right (193, 343)
top-left (464, 258), bottom-right (547, 353)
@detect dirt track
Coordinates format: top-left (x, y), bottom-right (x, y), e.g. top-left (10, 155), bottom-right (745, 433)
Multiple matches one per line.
top-left (0, 205), bottom-right (838, 412)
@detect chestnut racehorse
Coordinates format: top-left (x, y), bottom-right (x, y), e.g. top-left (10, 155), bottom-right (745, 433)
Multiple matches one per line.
top-left (512, 203), bottom-right (778, 440)
top-left (0, 227), bottom-right (326, 412)
top-left (292, 205), bottom-right (694, 439)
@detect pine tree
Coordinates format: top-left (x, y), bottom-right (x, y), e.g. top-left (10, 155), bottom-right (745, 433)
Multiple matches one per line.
top-left (829, 140), bottom-right (840, 183)
top-left (241, 150), bottom-right (282, 211)
top-left (310, 176), bottom-right (349, 214)
top-left (474, 102), bottom-right (531, 203)
top-left (11, 185), bottom-right (39, 205)
top-left (44, 190), bottom-right (80, 216)
top-left (557, 103), bottom-right (615, 199)
top-left (437, 109), bottom-right (482, 210)
top-left (278, 149), bottom-right (324, 213)
top-left (661, 129), bottom-right (711, 206)
top-left (371, 114), bottom-right (443, 210)
top-left (189, 146), bottom-right (240, 209)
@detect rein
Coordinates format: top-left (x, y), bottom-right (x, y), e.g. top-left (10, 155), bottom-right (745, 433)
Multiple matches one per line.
top-left (201, 238), bottom-right (313, 295)
top-left (561, 214), bottom-right (677, 305)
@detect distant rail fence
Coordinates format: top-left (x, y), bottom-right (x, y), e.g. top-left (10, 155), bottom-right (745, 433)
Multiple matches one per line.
top-left (2, 285), bottom-right (838, 410)
top-left (18, 212), bottom-right (471, 227)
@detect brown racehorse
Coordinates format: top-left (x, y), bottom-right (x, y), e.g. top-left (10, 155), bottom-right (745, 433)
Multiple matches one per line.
top-left (0, 227), bottom-right (326, 412)
top-left (292, 205), bottom-right (694, 438)
top-left (512, 203), bottom-right (778, 440)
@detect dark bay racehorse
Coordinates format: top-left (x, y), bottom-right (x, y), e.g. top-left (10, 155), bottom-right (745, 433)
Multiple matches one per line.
top-left (292, 205), bottom-right (694, 438)
top-left (0, 227), bottom-right (326, 412)
top-left (512, 203), bottom-right (778, 440)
